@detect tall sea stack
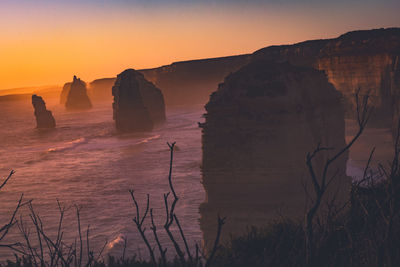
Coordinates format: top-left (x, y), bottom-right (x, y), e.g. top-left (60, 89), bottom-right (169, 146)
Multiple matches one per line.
top-left (200, 61), bottom-right (349, 246)
top-left (65, 76), bottom-right (92, 110)
top-left (32, 95), bottom-right (56, 128)
top-left (112, 69), bottom-right (166, 132)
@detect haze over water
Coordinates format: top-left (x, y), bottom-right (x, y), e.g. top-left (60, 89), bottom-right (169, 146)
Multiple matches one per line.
top-left (0, 99), bottom-right (205, 260)
top-left (0, 96), bottom-right (395, 261)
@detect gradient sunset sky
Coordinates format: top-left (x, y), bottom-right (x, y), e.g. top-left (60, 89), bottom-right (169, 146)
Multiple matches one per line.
top-left (0, 0), bottom-right (399, 90)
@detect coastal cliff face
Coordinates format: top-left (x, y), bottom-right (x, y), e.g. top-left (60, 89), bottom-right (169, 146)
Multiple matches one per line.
top-left (83, 29), bottom-right (399, 116)
top-left (86, 55), bottom-right (250, 106)
top-left (112, 69), bottom-right (165, 132)
top-left (317, 30), bottom-right (400, 127)
top-left (140, 55), bottom-right (251, 106)
top-left (253, 28), bottom-right (400, 127)
top-left (32, 94), bottom-right (56, 128)
top-left (65, 76), bottom-right (92, 110)
top-left (200, 61), bottom-right (349, 247)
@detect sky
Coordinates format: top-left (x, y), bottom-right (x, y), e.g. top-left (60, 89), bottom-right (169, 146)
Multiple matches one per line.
top-left (0, 0), bottom-right (399, 90)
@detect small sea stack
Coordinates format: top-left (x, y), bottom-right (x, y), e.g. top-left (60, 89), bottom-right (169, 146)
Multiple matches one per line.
top-left (112, 69), bottom-right (166, 132)
top-left (65, 76), bottom-right (92, 110)
top-left (32, 95), bottom-right (56, 129)
top-left (200, 61), bottom-right (350, 246)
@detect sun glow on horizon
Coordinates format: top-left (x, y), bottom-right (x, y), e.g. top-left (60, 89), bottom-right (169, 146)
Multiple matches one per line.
top-left (0, 1), bottom-right (399, 90)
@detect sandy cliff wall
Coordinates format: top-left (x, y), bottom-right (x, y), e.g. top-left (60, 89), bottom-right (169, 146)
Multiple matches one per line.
top-left (86, 28), bottom-right (399, 125)
top-left (253, 28), bottom-right (400, 127)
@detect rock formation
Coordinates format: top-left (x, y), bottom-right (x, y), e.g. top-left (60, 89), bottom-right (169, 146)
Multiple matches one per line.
top-left (200, 61), bottom-right (349, 247)
top-left (32, 95), bottom-right (56, 128)
top-left (112, 69), bottom-right (166, 132)
top-left (316, 29), bottom-right (400, 127)
top-left (252, 28), bottom-right (400, 127)
top-left (113, 28), bottom-right (399, 127)
top-left (65, 76), bottom-right (92, 110)
top-left (59, 82), bottom-right (71, 105)
top-left (140, 55), bottom-right (251, 106)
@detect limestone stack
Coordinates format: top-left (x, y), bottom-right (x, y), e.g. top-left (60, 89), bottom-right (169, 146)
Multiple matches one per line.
top-left (32, 95), bottom-right (56, 128)
top-left (112, 69), bottom-right (166, 132)
top-left (65, 76), bottom-right (92, 110)
top-left (59, 82), bottom-right (71, 105)
top-left (200, 61), bottom-right (349, 246)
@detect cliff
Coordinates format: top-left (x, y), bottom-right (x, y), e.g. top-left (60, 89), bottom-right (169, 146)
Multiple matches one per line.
top-left (140, 55), bottom-right (251, 106)
top-left (83, 28), bottom-right (399, 124)
top-left (200, 61), bottom-right (349, 247)
top-left (87, 55), bottom-right (250, 105)
top-left (65, 76), bottom-right (92, 110)
top-left (317, 29), bottom-right (400, 127)
top-left (253, 28), bottom-right (400, 127)
top-left (32, 94), bottom-right (56, 128)
top-left (112, 69), bottom-right (165, 132)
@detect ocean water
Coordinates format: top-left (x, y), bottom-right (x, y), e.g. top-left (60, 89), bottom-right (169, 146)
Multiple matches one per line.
top-left (0, 99), bottom-right (205, 260)
top-left (0, 97), bottom-right (395, 261)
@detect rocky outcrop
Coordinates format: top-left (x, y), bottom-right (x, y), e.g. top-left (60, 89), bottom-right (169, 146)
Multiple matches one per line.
top-left (32, 95), bottom-right (56, 128)
top-left (316, 29), bottom-right (400, 127)
top-left (59, 82), bottom-right (71, 105)
top-left (112, 69), bottom-right (166, 132)
top-left (252, 28), bottom-right (400, 127)
top-left (200, 61), bottom-right (349, 247)
top-left (65, 76), bottom-right (92, 110)
top-left (122, 28), bottom-right (400, 126)
top-left (85, 55), bottom-right (250, 106)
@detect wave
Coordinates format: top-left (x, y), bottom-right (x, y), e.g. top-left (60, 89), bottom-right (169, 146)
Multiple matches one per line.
top-left (136, 134), bottom-right (161, 145)
top-left (47, 138), bottom-right (88, 153)
top-left (106, 233), bottom-right (126, 251)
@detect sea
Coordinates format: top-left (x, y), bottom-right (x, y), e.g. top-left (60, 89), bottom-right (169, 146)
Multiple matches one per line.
top-left (0, 98), bottom-right (205, 261)
top-left (0, 97), bottom-right (395, 261)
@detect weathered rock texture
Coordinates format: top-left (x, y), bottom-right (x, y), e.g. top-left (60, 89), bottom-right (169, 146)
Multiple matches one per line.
top-left (317, 29), bottom-right (400, 127)
top-left (32, 95), bottom-right (56, 128)
top-left (252, 28), bottom-right (400, 127)
top-left (65, 76), bottom-right (92, 110)
top-left (200, 61), bottom-right (349, 247)
top-left (84, 28), bottom-right (400, 117)
top-left (59, 82), bottom-right (71, 105)
top-left (112, 69), bottom-right (166, 132)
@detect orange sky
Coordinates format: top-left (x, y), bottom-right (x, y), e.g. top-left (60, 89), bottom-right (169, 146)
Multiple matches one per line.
top-left (0, 2), bottom-right (399, 90)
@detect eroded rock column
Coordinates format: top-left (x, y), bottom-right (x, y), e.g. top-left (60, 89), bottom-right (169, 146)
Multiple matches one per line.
top-left (112, 69), bottom-right (165, 132)
top-left (200, 61), bottom-right (350, 247)
top-left (32, 94), bottom-right (56, 128)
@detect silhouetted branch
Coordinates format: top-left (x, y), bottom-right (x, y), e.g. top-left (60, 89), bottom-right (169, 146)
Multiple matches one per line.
top-left (129, 190), bottom-right (156, 265)
top-left (150, 208), bottom-right (167, 266)
top-left (0, 170), bottom-right (15, 190)
top-left (205, 215), bottom-right (226, 267)
top-left (304, 89), bottom-right (371, 266)
top-left (163, 142), bottom-right (185, 264)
